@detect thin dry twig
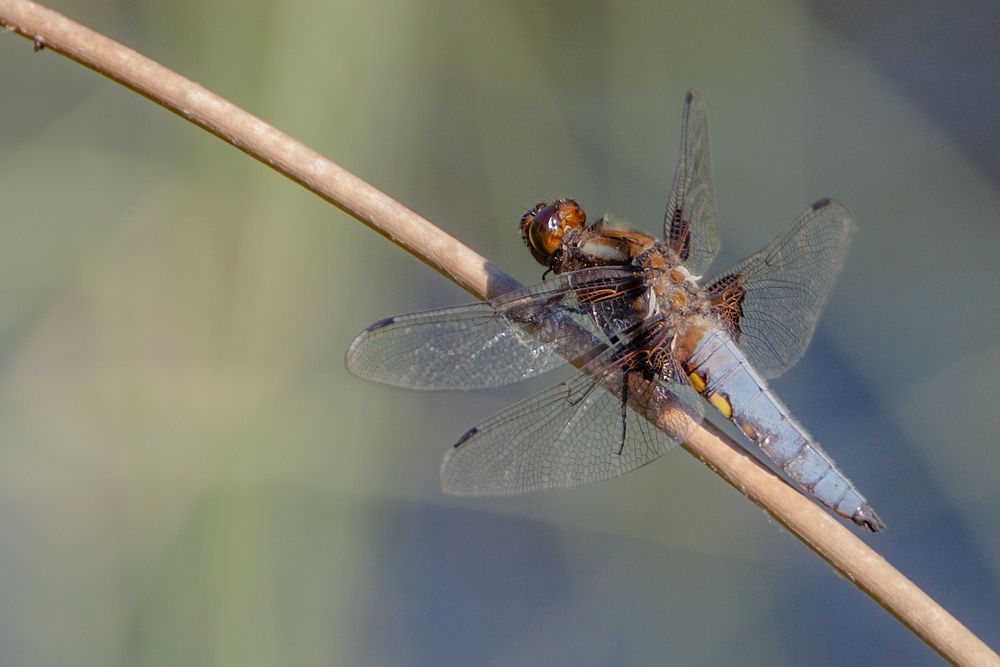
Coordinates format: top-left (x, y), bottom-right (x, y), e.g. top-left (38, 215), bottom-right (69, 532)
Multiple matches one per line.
top-left (1, 2), bottom-right (996, 665)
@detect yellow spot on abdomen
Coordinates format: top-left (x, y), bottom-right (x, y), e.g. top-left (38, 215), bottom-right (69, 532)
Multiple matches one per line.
top-left (688, 372), bottom-right (706, 393)
top-left (738, 419), bottom-right (758, 441)
top-left (708, 392), bottom-right (733, 419)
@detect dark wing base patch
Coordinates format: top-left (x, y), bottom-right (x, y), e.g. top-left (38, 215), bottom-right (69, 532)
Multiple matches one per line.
top-left (707, 273), bottom-right (745, 339)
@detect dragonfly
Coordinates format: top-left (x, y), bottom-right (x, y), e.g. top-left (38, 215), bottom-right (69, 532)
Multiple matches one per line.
top-left (346, 90), bottom-right (885, 532)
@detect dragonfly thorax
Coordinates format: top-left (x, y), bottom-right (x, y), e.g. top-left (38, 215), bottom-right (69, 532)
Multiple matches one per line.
top-left (638, 244), bottom-right (712, 322)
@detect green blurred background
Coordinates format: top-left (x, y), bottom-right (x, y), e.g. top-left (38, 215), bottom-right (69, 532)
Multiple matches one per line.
top-left (1, 1), bottom-right (998, 665)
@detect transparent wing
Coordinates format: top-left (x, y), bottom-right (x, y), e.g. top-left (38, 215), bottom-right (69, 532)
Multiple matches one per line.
top-left (663, 89), bottom-right (720, 276)
top-left (705, 198), bottom-right (856, 379)
top-left (441, 343), bottom-right (704, 494)
top-left (345, 266), bottom-right (647, 390)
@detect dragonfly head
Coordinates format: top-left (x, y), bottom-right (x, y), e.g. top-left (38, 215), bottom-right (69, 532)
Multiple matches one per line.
top-left (520, 198), bottom-right (586, 267)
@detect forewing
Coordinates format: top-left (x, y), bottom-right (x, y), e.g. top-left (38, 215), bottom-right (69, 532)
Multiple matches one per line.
top-left (704, 198), bottom-right (856, 379)
top-left (441, 344), bottom-right (704, 494)
top-left (664, 89), bottom-right (720, 275)
top-left (345, 266), bottom-right (646, 390)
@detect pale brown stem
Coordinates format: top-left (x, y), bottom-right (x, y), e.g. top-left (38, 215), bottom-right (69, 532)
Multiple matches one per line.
top-left (1, 2), bottom-right (996, 665)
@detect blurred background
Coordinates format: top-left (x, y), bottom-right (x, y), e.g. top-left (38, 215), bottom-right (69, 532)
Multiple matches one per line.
top-left (1, 1), bottom-right (998, 664)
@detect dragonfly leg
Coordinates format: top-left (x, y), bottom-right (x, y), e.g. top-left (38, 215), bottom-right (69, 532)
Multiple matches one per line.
top-left (617, 371), bottom-right (629, 456)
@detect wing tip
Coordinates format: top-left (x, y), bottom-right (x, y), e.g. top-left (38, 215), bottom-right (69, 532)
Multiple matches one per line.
top-left (345, 317), bottom-right (395, 377)
top-left (810, 196), bottom-right (851, 217)
top-left (454, 426), bottom-right (479, 448)
top-left (809, 197), bottom-right (856, 236)
top-left (440, 430), bottom-right (480, 496)
top-left (682, 89), bottom-right (706, 119)
top-left (365, 316), bottom-right (397, 333)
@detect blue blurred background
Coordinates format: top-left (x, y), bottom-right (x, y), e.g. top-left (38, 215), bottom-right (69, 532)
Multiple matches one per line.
top-left (1, 1), bottom-right (998, 665)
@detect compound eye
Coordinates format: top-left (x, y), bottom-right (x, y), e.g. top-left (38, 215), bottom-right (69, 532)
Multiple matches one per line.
top-left (527, 203), bottom-right (563, 256)
top-left (519, 199), bottom-right (585, 265)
